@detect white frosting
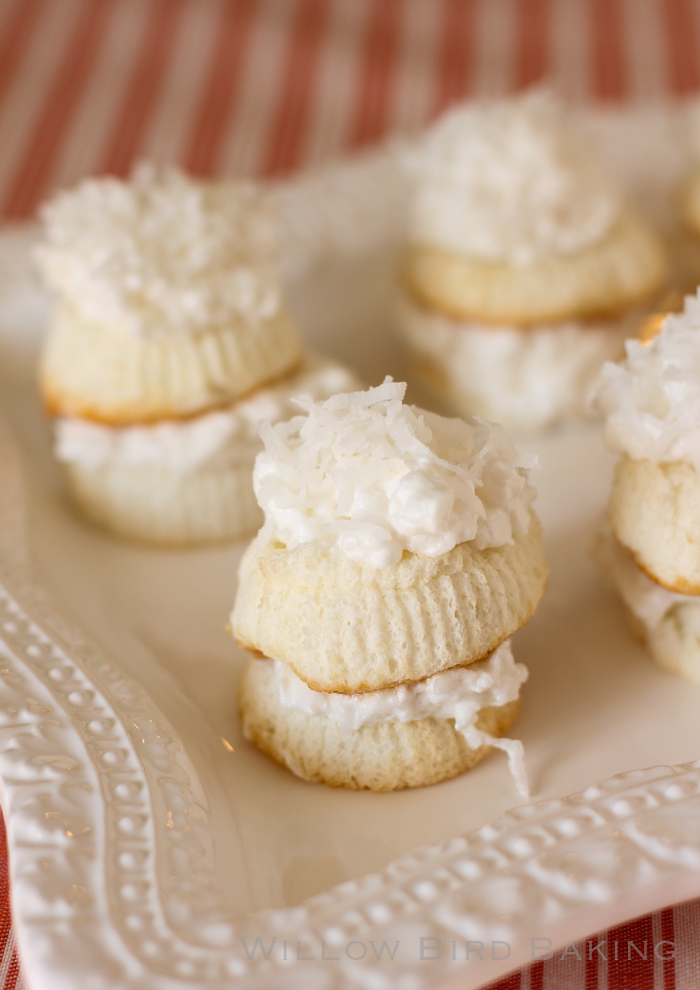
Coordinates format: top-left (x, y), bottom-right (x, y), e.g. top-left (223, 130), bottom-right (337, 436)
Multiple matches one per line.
top-left (254, 380), bottom-right (535, 568)
top-left (596, 291), bottom-right (700, 472)
top-left (398, 293), bottom-right (635, 433)
top-left (54, 357), bottom-right (360, 473)
top-left (406, 91), bottom-right (620, 266)
top-left (35, 166), bottom-right (280, 339)
top-left (275, 639), bottom-right (529, 796)
top-left (597, 528), bottom-right (698, 631)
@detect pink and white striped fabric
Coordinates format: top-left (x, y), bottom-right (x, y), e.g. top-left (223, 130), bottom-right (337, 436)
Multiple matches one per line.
top-left (484, 898), bottom-right (700, 989)
top-left (2, 1), bottom-right (700, 987)
top-left (0, 816), bottom-right (27, 990)
top-left (0, 0), bottom-right (700, 221)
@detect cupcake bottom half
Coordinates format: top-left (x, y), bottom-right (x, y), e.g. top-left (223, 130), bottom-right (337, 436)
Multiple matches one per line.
top-left (595, 527), bottom-right (700, 684)
top-left (64, 459), bottom-right (261, 546)
top-left (238, 646), bottom-right (527, 793)
top-left (396, 293), bottom-right (639, 433)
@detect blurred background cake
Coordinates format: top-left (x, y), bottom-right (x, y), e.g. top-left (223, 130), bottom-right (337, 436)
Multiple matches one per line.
top-left (397, 91), bottom-right (668, 433)
top-left (35, 167), bottom-right (359, 545)
top-left (595, 290), bottom-right (700, 683)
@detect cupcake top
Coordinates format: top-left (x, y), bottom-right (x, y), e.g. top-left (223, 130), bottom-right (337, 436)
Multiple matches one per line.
top-left (596, 290), bottom-right (700, 471)
top-left (253, 379), bottom-right (535, 568)
top-left (35, 166), bottom-right (279, 340)
top-left (407, 90), bottom-right (620, 267)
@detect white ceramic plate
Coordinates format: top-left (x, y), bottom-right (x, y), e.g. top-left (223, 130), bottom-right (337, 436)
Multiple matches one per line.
top-left (2, 109), bottom-right (700, 990)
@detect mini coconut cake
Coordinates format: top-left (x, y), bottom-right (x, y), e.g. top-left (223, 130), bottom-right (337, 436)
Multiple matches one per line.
top-left (34, 167), bottom-right (344, 545)
top-left (230, 379), bottom-right (548, 792)
top-left (595, 290), bottom-right (700, 682)
top-left (397, 91), bottom-right (667, 433)
top-left (36, 167), bottom-right (302, 423)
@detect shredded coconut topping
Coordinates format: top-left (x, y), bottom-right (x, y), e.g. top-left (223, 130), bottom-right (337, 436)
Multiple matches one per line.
top-left (406, 90), bottom-right (620, 266)
top-left (254, 379), bottom-right (535, 568)
top-left (54, 356), bottom-right (360, 473)
top-left (595, 290), bottom-right (700, 471)
top-left (274, 639), bottom-right (529, 796)
top-left (35, 166), bottom-right (280, 339)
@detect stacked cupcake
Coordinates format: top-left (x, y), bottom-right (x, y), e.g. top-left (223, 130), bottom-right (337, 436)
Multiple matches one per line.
top-left (397, 91), bottom-right (667, 433)
top-left (230, 379), bottom-right (548, 793)
top-left (35, 167), bottom-right (358, 545)
top-left (595, 290), bottom-right (700, 683)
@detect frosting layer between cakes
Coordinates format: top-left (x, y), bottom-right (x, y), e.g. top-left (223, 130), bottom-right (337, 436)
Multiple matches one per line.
top-left (596, 527), bottom-right (696, 631)
top-left (276, 638), bottom-right (524, 729)
top-left (53, 356), bottom-right (360, 546)
top-left (54, 356), bottom-right (358, 473)
top-left (396, 292), bottom-right (636, 432)
top-left (240, 659), bottom-right (521, 791)
top-left (274, 639), bottom-right (528, 795)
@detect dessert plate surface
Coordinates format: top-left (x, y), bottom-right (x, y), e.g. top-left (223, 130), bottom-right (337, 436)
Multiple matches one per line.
top-left (1, 108), bottom-right (700, 990)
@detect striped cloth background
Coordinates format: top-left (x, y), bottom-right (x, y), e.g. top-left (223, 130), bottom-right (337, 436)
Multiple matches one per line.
top-left (2, 1), bottom-right (700, 987)
top-left (0, 0), bottom-right (700, 221)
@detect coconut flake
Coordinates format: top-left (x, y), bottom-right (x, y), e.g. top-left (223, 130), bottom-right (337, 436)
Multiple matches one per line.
top-left (253, 379), bottom-right (535, 567)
